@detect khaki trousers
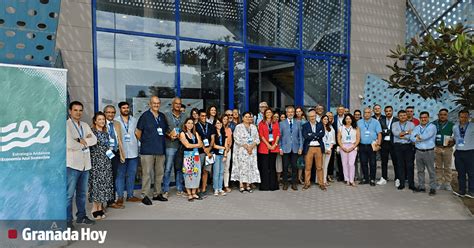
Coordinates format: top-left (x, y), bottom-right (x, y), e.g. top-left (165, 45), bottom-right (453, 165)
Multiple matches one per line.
top-left (434, 146), bottom-right (453, 185)
top-left (141, 155), bottom-right (166, 198)
top-left (304, 147), bottom-right (323, 186)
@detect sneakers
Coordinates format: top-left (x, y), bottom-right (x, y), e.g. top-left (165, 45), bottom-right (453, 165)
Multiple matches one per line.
top-left (163, 192), bottom-right (169, 199)
top-left (370, 180), bottom-right (376, 186)
top-left (214, 190), bottom-right (219, 196)
top-left (395, 179), bottom-right (400, 188)
top-left (466, 192), bottom-right (474, 199)
top-left (452, 190), bottom-right (466, 197)
top-left (376, 177), bottom-right (387, 185)
top-left (76, 217), bottom-right (95, 225)
top-left (219, 190), bottom-right (227, 196)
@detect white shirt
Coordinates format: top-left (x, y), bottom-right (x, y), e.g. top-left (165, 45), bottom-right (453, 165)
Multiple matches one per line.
top-left (337, 115), bottom-right (344, 129)
top-left (340, 126), bottom-right (357, 144)
top-left (323, 126), bottom-right (336, 146)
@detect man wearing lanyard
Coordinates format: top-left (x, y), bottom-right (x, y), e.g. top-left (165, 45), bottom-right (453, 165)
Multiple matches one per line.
top-left (391, 110), bottom-right (416, 190)
top-left (115, 102), bottom-right (141, 203)
top-left (357, 107), bottom-right (382, 186)
top-left (136, 96), bottom-right (169, 204)
top-left (104, 105), bottom-right (126, 209)
top-left (254, 102), bottom-right (268, 126)
top-left (378, 106), bottom-right (399, 185)
top-left (279, 106), bottom-right (303, 190)
top-left (196, 109), bottom-right (216, 196)
top-left (66, 101), bottom-right (97, 227)
top-left (332, 105), bottom-right (346, 181)
top-left (163, 97), bottom-right (186, 199)
top-left (302, 109), bottom-right (325, 190)
top-left (452, 110), bottom-right (474, 198)
top-left (432, 108), bottom-right (454, 191)
top-left (410, 112), bottom-right (437, 195)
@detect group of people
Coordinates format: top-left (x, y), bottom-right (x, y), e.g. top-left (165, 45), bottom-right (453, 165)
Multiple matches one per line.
top-left (66, 98), bottom-right (474, 228)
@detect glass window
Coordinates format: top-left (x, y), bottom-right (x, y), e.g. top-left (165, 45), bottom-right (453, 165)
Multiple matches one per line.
top-left (179, 0), bottom-right (243, 42)
top-left (247, 0), bottom-right (299, 48)
top-left (303, 0), bottom-right (348, 54)
top-left (303, 59), bottom-right (328, 109)
top-left (97, 32), bottom-right (176, 114)
top-left (233, 51), bottom-right (247, 114)
top-left (179, 41), bottom-right (228, 114)
top-left (96, 0), bottom-right (176, 35)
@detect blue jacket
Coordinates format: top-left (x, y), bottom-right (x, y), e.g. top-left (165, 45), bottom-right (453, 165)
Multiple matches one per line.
top-left (302, 121), bottom-right (325, 154)
top-left (279, 118), bottom-right (303, 153)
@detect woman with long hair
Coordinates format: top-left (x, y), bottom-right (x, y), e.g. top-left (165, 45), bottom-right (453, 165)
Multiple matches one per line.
top-left (179, 118), bottom-right (204, 201)
top-left (207, 105), bottom-right (218, 125)
top-left (89, 112), bottom-right (114, 219)
top-left (212, 117), bottom-right (228, 196)
top-left (257, 108), bottom-right (280, 191)
top-left (321, 115), bottom-right (335, 186)
top-left (190, 108), bottom-right (199, 124)
top-left (337, 114), bottom-right (360, 186)
top-left (231, 111), bottom-right (261, 193)
top-left (222, 114), bottom-right (233, 193)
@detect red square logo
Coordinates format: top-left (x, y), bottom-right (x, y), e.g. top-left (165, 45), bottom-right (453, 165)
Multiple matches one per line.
top-left (8, 229), bottom-right (17, 239)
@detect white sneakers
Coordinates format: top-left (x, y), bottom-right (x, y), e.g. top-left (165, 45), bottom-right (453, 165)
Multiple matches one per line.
top-left (215, 190), bottom-right (227, 196)
top-left (395, 179), bottom-right (400, 188)
top-left (376, 177), bottom-right (387, 185)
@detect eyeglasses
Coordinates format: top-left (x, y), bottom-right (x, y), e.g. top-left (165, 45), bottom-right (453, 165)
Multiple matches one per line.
top-left (226, 114), bottom-right (232, 116)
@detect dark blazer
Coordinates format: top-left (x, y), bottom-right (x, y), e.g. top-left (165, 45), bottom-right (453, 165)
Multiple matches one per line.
top-left (302, 121), bottom-right (325, 154)
top-left (380, 116), bottom-right (399, 143)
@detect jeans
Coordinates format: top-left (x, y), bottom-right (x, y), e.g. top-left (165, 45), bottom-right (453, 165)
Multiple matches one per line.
top-left (454, 150), bottom-right (474, 194)
top-left (116, 157), bottom-right (139, 199)
top-left (67, 167), bottom-right (89, 222)
top-left (163, 148), bottom-right (184, 192)
top-left (213, 155), bottom-right (224, 191)
top-left (359, 144), bottom-right (377, 182)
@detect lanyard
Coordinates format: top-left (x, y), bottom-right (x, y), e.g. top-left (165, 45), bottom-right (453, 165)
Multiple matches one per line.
top-left (152, 111), bottom-right (161, 127)
top-left (363, 120), bottom-right (371, 131)
top-left (246, 126), bottom-right (252, 138)
top-left (120, 116), bottom-right (129, 133)
top-left (460, 123), bottom-right (469, 139)
top-left (187, 132), bottom-right (196, 143)
top-left (172, 112), bottom-right (181, 127)
top-left (386, 117), bottom-right (393, 129)
top-left (344, 127), bottom-right (352, 136)
top-left (400, 122), bottom-right (407, 132)
top-left (419, 123), bottom-right (430, 135)
top-left (199, 122), bottom-right (208, 136)
top-left (72, 120), bottom-right (84, 138)
top-left (267, 122), bottom-right (272, 134)
top-left (436, 121), bottom-right (448, 133)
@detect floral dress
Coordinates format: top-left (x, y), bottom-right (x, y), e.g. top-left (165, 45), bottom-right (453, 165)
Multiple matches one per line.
top-left (231, 124), bottom-right (261, 183)
top-left (182, 132), bottom-right (201, 189)
top-left (88, 129), bottom-right (114, 204)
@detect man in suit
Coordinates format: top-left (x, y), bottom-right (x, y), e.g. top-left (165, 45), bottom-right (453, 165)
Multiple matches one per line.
top-left (302, 109), bottom-right (325, 190)
top-left (332, 105), bottom-right (346, 181)
top-left (279, 106), bottom-right (303, 190)
top-left (377, 105), bottom-right (399, 185)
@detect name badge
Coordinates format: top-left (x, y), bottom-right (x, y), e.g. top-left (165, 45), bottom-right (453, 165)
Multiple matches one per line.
top-left (435, 134), bottom-right (442, 142)
top-left (384, 136), bottom-right (391, 141)
top-left (106, 150), bottom-right (115, 159)
top-left (81, 147), bottom-right (89, 153)
top-left (247, 137), bottom-right (253, 144)
top-left (269, 134), bottom-right (274, 142)
top-left (124, 134), bottom-right (131, 142)
top-left (458, 138), bottom-right (465, 147)
top-left (383, 129), bottom-right (388, 134)
top-left (157, 128), bottom-right (164, 135)
top-left (309, 141), bottom-right (319, 146)
top-left (203, 138), bottom-right (210, 147)
top-left (325, 143), bottom-right (330, 149)
top-left (219, 149), bottom-right (224, 155)
top-left (365, 131), bottom-right (371, 136)
top-left (346, 136), bottom-right (351, 141)
top-left (109, 139), bottom-right (115, 146)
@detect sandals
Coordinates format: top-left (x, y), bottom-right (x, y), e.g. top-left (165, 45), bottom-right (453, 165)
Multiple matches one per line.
top-left (239, 187), bottom-right (246, 193)
top-left (246, 187), bottom-right (253, 193)
top-left (188, 196), bottom-right (194, 202)
top-left (92, 211), bottom-right (101, 220)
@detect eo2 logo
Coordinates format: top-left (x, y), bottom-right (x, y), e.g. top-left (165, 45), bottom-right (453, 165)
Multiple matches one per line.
top-left (0, 120), bottom-right (50, 152)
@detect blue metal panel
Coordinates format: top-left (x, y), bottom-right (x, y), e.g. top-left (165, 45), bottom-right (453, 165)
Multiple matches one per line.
top-left (0, 0), bottom-right (61, 67)
top-left (175, 0), bottom-right (180, 97)
top-left (345, 0), bottom-right (351, 108)
top-left (228, 48), bottom-right (235, 110)
top-left (326, 58), bottom-right (332, 110)
top-left (92, 0), bottom-right (98, 112)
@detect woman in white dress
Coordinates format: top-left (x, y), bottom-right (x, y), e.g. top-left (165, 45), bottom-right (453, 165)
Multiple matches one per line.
top-left (231, 111), bottom-right (261, 193)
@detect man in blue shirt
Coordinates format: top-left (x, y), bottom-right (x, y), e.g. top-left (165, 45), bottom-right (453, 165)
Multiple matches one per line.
top-left (410, 111), bottom-right (437, 195)
top-left (136, 96), bottom-right (169, 204)
top-left (357, 107), bottom-right (382, 186)
top-left (452, 109), bottom-right (474, 198)
top-left (391, 110), bottom-right (416, 190)
top-left (196, 109), bottom-right (216, 196)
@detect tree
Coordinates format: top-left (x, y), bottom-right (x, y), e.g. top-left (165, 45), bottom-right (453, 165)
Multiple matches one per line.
top-left (385, 22), bottom-right (474, 110)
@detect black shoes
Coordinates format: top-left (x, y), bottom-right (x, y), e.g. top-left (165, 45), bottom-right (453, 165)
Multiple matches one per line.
top-left (291, 183), bottom-right (298, 191)
top-left (466, 192), bottom-right (474, 199)
top-left (76, 216), bottom-right (95, 225)
top-left (397, 185), bottom-right (405, 190)
top-left (413, 187), bottom-right (426, 193)
top-left (283, 183), bottom-right (289, 191)
top-left (153, 194), bottom-right (168, 201)
top-left (360, 180), bottom-right (369, 185)
top-left (429, 189), bottom-right (436, 196)
top-left (141, 196), bottom-right (153, 205)
top-left (370, 180), bottom-right (376, 186)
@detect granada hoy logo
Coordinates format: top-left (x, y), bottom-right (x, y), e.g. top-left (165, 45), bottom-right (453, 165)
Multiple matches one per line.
top-left (0, 120), bottom-right (50, 152)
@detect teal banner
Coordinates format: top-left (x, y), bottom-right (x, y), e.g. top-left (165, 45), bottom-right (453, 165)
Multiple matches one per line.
top-left (0, 64), bottom-right (67, 220)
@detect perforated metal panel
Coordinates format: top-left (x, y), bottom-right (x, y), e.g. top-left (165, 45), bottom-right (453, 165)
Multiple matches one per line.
top-left (362, 74), bottom-right (458, 118)
top-left (303, 0), bottom-right (348, 54)
top-left (0, 0), bottom-right (60, 67)
top-left (330, 57), bottom-right (347, 107)
top-left (406, 0), bottom-right (473, 41)
top-left (304, 59), bottom-right (328, 107)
